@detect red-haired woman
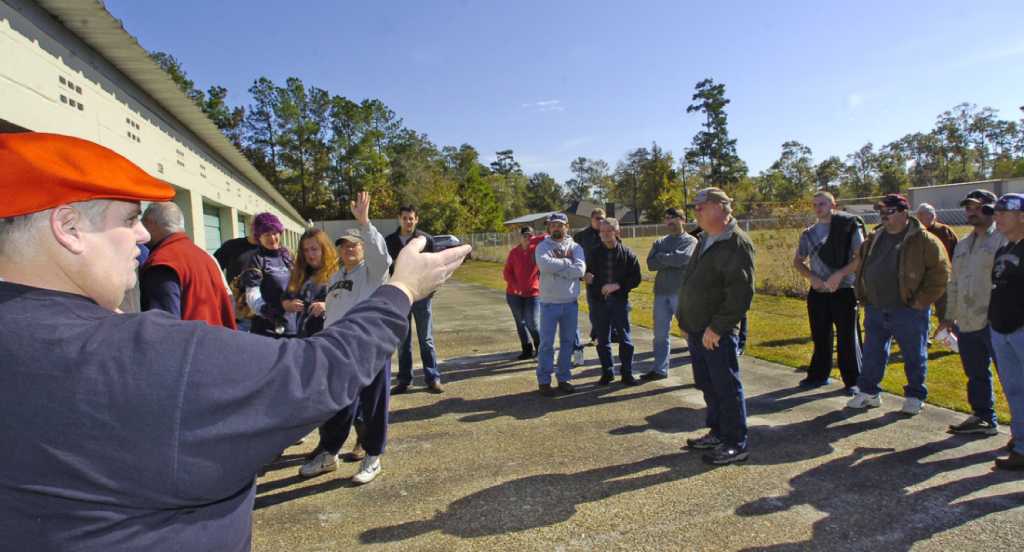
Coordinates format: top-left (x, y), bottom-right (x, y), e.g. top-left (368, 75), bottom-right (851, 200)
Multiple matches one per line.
top-left (285, 228), bottom-right (339, 337)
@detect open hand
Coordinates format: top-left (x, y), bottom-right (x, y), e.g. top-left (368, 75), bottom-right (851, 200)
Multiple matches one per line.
top-left (389, 237), bottom-right (472, 302)
top-left (350, 191), bottom-right (370, 225)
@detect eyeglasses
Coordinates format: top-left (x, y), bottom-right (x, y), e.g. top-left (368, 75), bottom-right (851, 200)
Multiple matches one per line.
top-left (876, 207), bottom-right (901, 215)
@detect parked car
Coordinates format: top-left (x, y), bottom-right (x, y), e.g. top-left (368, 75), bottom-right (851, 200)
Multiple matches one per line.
top-left (432, 234), bottom-right (470, 258)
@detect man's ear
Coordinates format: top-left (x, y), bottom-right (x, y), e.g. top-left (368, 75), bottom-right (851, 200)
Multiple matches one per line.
top-left (50, 205), bottom-right (87, 255)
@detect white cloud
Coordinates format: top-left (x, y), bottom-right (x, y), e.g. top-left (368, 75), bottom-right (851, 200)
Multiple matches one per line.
top-left (522, 99), bottom-right (565, 112)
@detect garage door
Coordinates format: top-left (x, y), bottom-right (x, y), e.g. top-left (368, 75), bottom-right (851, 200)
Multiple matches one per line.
top-left (202, 204), bottom-right (222, 253)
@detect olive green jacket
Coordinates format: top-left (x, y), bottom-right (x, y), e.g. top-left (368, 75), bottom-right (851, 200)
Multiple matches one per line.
top-left (854, 216), bottom-right (950, 310)
top-left (676, 218), bottom-right (756, 336)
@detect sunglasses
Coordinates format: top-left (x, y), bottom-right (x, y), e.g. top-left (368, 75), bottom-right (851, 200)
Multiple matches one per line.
top-left (876, 207), bottom-right (901, 215)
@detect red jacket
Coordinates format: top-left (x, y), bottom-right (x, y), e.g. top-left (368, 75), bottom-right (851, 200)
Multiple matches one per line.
top-left (143, 233), bottom-right (237, 329)
top-left (503, 235), bottom-right (546, 297)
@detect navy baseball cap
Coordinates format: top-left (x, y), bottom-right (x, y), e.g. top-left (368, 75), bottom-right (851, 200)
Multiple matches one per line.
top-left (994, 193), bottom-right (1024, 212)
top-left (546, 212), bottom-right (569, 224)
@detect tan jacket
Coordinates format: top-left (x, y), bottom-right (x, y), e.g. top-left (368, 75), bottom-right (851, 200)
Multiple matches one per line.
top-left (854, 216), bottom-right (950, 309)
top-left (945, 224), bottom-right (1006, 332)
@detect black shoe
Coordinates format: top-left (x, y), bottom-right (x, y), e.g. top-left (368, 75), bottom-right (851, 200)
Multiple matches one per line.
top-left (685, 432), bottom-right (722, 450)
top-left (995, 450), bottom-right (1024, 471)
top-left (557, 381), bottom-right (576, 394)
top-left (948, 416), bottom-right (999, 436)
top-left (703, 444), bottom-right (749, 465)
top-left (1010, 439), bottom-right (1016, 454)
top-left (621, 374), bottom-right (639, 386)
top-left (517, 344), bottom-right (534, 360)
top-left (598, 371), bottom-right (614, 385)
top-left (640, 371), bottom-right (668, 381)
top-left (391, 383), bottom-right (410, 395)
top-left (538, 383), bottom-right (555, 397)
top-left (798, 377), bottom-right (831, 388)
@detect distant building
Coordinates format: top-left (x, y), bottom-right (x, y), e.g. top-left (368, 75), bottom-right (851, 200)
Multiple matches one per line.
top-left (909, 177), bottom-right (1024, 211)
top-left (0, 0), bottom-right (306, 252)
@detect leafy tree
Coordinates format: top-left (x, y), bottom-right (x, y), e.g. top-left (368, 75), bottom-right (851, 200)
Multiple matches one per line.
top-left (841, 143), bottom-right (878, 198)
top-left (685, 78), bottom-right (746, 187)
top-left (815, 156), bottom-right (844, 192)
top-left (525, 172), bottom-right (564, 212)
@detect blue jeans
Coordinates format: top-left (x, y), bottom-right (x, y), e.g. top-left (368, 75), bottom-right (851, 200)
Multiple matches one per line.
top-left (652, 293), bottom-right (679, 376)
top-left (593, 296), bottom-right (634, 376)
top-left (957, 326), bottom-right (997, 425)
top-left (397, 297), bottom-right (440, 385)
top-left (688, 331), bottom-right (748, 448)
top-left (858, 305), bottom-right (930, 400)
top-left (989, 327), bottom-right (1024, 455)
top-left (738, 316), bottom-right (748, 354)
top-left (537, 301), bottom-right (578, 385)
top-left (506, 294), bottom-right (540, 350)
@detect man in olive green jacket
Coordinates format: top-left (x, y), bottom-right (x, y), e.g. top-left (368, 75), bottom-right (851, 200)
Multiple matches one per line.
top-left (677, 188), bottom-right (756, 465)
top-left (848, 193), bottom-right (950, 415)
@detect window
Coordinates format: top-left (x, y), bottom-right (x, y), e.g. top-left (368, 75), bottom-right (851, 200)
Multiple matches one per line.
top-left (60, 95), bottom-right (67, 104)
top-left (157, 163), bottom-right (164, 174)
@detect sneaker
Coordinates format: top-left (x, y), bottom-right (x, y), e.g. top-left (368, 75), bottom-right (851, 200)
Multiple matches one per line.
top-left (557, 381), bottom-right (576, 394)
top-left (842, 386), bottom-right (860, 397)
top-left (573, 347), bottom-right (585, 366)
top-left (640, 371), bottom-right (668, 381)
top-left (427, 380), bottom-right (444, 394)
top-left (685, 432), bottom-right (722, 450)
top-left (391, 382), bottom-right (410, 395)
top-left (351, 455), bottom-right (382, 484)
top-left (621, 374), bottom-right (639, 386)
top-left (846, 392), bottom-right (881, 409)
top-left (341, 442), bottom-right (366, 462)
top-left (901, 397), bottom-right (924, 416)
top-left (597, 371), bottom-right (614, 386)
top-left (538, 383), bottom-right (555, 397)
top-left (703, 444), bottom-right (749, 465)
top-left (798, 377), bottom-right (831, 388)
top-left (994, 450), bottom-right (1024, 471)
top-left (299, 450), bottom-right (338, 478)
top-left (948, 415), bottom-right (999, 435)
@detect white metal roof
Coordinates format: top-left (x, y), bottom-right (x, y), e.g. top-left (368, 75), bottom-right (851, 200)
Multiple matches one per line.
top-left (34, 0), bottom-right (305, 224)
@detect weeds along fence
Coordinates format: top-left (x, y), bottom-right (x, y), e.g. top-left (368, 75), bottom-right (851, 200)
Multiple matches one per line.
top-left (462, 208), bottom-right (969, 298)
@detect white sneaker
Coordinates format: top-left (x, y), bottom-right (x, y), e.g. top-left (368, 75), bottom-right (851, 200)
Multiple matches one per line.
top-left (298, 450), bottom-right (338, 478)
top-left (351, 455), bottom-right (381, 485)
top-left (902, 397), bottom-right (924, 416)
top-left (573, 347), bottom-right (585, 367)
top-left (846, 392), bottom-right (881, 409)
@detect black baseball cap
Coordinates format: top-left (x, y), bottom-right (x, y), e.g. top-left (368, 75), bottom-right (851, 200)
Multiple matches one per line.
top-left (664, 207), bottom-right (684, 219)
top-left (520, 226), bottom-right (534, 235)
top-left (959, 189), bottom-right (997, 215)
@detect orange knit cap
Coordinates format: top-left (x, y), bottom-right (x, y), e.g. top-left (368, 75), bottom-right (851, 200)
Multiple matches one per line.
top-left (0, 132), bottom-right (174, 218)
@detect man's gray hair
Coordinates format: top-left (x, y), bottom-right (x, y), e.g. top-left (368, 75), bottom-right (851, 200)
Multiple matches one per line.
top-left (0, 200), bottom-right (111, 259)
top-left (142, 202), bottom-right (186, 234)
top-left (601, 217), bottom-right (620, 232)
top-left (916, 203), bottom-right (936, 215)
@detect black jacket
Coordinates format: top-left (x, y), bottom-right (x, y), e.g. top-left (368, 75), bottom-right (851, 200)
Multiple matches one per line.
top-left (677, 222), bottom-right (755, 336)
top-left (385, 229), bottom-right (434, 276)
top-left (573, 226), bottom-right (602, 265)
top-left (586, 242), bottom-right (642, 302)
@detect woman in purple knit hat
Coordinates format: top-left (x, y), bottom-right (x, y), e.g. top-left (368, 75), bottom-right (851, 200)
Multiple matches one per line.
top-left (242, 212), bottom-right (297, 338)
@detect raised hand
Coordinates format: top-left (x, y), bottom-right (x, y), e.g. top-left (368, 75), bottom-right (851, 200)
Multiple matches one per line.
top-left (350, 191), bottom-right (371, 225)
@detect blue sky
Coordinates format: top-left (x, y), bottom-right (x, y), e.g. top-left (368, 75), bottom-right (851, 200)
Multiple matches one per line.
top-left (105, 0), bottom-right (1024, 183)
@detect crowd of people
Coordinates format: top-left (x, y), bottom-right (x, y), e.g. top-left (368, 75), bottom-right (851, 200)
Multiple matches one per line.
top-left (1, 131), bottom-right (1022, 550)
top-left (502, 188), bottom-right (1024, 470)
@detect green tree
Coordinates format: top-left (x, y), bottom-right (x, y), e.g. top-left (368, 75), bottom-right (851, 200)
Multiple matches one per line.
top-left (685, 78), bottom-right (746, 187)
top-left (525, 172), bottom-right (564, 212)
top-left (815, 156), bottom-right (844, 192)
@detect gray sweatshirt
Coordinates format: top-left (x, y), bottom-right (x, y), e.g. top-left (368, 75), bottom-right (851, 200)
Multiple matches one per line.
top-left (647, 232), bottom-right (698, 296)
top-left (535, 236), bottom-right (586, 304)
top-left (324, 222), bottom-right (392, 326)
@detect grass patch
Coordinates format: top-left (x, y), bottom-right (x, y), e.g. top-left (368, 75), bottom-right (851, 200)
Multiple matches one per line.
top-left (454, 258), bottom-right (1009, 423)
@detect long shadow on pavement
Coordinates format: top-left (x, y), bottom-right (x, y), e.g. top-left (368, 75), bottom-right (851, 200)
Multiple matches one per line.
top-left (359, 451), bottom-right (712, 543)
top-left (736, 435), bottom-right (1023, 551)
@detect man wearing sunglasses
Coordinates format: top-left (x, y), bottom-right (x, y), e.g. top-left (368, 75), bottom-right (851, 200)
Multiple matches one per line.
top-left (848, 193), bottom-right (950, 415)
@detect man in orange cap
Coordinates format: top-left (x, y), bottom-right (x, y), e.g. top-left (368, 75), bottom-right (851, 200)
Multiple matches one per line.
top-left (0, 133), bottom-right (471, 550)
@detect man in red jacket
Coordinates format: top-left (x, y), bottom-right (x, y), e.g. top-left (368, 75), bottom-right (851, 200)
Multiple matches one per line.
top-left (503, 227), bottom-right (546, 359)
top-left (140, 202), bottom-right (237, 328)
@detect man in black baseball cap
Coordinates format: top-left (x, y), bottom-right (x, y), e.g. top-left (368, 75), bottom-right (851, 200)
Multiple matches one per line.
top-left (937, 188), bottom-right (1006, 438)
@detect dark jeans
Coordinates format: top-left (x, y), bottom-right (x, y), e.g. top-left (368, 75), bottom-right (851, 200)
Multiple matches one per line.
top-left (593, 296), bottom-right (634, 376)
top-left (957, 326), bottom-right (997, 425)
top-left (688, 330), bottom-right (748, 449)
top-left (806, 288), bottom-right (862, 387)
top-left (398, 297), bottom-right (440, 385)
top-left (506, 294), bottom-right (540, 350)
top-left (318, 360), bottom-right (391, 456)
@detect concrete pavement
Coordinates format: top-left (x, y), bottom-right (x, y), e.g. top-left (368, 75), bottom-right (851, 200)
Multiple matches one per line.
top-left (253, 280), bottom-right (1023, 551)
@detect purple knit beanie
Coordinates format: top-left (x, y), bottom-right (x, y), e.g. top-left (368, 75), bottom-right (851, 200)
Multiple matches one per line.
top-left (252, 212), bottom-right (284, 238)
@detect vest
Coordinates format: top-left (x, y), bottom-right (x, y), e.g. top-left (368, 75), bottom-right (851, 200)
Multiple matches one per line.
top-left (143, 233), bottom-right (237, 329)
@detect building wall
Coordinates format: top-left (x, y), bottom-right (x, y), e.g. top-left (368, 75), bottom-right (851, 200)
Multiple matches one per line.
top-left (908, 178), bottom-right (1024, 210)
top-left (0, 0), bottom-right (305, 253)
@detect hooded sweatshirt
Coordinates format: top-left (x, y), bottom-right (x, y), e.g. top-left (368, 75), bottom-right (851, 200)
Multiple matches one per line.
top-left (324, 222), bottom-right (392, 326)
top-left (535, 236), bottom-right (586, 304)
